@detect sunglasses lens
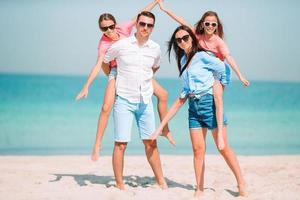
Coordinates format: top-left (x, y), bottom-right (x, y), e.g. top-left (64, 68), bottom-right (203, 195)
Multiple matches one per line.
top-left (175, 38), bottom-right (182, 43)
top-left (101, 27), bottom-right (107, 31)
top-left (204, 22), bottom-right (218, 27)
top-left (139, 22), bottom-right (146, 27)
top-left (109, 25), bottom-right (115, 30)
top-left (101, 24), bottom-right (115, 32)
top-left (182, 35), bottom-right (189, 42)
top-left (175, 35), bottom-right (189, 44)
top-left (139, 22), bottom-right (154, 28)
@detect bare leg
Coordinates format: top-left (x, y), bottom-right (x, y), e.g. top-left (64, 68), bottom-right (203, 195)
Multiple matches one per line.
top-left (91, 79), bottom-right (116, 161)
top-left (213, 81), bottom-right (225, 150)
top-left (143, 140), bottom-right (168, 189)
top-left (112, 142), bottom-right (127, 190)
top-left (190, 128), bottom-right (207, 197)
top-left (212, 128), bottom-right (247, 196)
top-left (152, 79), bottom-right (175, 146)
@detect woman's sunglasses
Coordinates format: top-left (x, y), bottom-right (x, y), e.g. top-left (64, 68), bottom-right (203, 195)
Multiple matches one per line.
top-left (100, 24), bottom-right (116, 32)
top-left (204, 22), bottom-right (218, 27)
top-left (175, 35), bottom-right (190, 44)
top-left (138, 22), bottom-right (154, 28)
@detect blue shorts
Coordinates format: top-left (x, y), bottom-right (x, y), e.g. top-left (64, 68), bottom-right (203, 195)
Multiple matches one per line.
top-left (188, 94), bottom-right (228, 130)
top-left (113, 96), bottom-right (155, 142)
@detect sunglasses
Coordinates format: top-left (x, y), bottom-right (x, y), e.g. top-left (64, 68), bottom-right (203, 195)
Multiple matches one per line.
top-left (204, 21), bottom-right (218, 27)
top-left (100, 24), bottom-right (115, 32)
top-left (138, 21), bottom-right (154, 28)
top-left (175, 35), bottom-right (190, 44)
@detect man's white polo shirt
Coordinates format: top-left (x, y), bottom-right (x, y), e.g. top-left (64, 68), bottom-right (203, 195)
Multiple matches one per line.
top-left (104, 35), bottom-right (161, 104)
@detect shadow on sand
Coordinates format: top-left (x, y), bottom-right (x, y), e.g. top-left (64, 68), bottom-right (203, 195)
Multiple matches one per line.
top-left (50, 174), bottom-right (194, 190)
top-left (50, 174), bottom-right (239, 197)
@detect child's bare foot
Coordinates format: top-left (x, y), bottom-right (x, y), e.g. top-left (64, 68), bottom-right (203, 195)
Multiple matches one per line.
top-left (194, 189), bottom-right (204, 198)
top-left (238, 183), bottom-right (247, 197)
top-left (116, 183), bottom-right (125, 190)
top-left (161, 126), bottom-right (176, 146)
top-left (217, 132), bottom-right (225, 150)
top-left (91, 146), bottom-right (100, 161)
top-left (157, 179), bottom-right (168, 190)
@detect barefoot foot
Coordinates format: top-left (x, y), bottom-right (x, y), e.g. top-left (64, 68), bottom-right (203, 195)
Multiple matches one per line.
top-left (238, 184), bottom-right (247, 197)
top-left (116, 183), bottom-right (125, 190)
top-left (157, 179), bottom-right (168, 190)
top-left (161, 129), bottom-right (176, 146)
top-left (194, 189), bottom-right (204, 198)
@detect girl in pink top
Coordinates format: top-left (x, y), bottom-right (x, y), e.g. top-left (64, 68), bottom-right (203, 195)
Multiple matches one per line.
top-left (76, 0), bottom-right (175, 162)
top-left (158, 1), bottom-right (247, 196)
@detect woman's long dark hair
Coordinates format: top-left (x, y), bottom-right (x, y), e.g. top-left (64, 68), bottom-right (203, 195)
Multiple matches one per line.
top-left (167, 25), bottom-right (203, 76)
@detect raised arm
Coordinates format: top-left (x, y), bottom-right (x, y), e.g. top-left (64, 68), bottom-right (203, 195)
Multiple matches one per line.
top-left (130, 0), bottom-right (159, 22)
top-left (225, 55), bottom-right (250, 86)
top-left (158, 0), bottom-right (194, 30)
top-left (151, 97), bottom-right (187, 140)
top-left (75, 55), bottom-right (105, 101)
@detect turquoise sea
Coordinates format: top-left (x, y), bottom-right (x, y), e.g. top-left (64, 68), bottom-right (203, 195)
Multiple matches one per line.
top-left (0, 74), bottom-right (300, 155)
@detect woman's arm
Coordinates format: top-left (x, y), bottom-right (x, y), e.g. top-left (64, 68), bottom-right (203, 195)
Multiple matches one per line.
top-left (151, 97), bottom-right (187, 140)
top-left (158, 1), bottom-right (194, 30)
top-left (130, 0), bottom-right (159, 22)
top-left (75, 55), bottom-right (105, 101)
top-left (225, 55), bottom-right (250, 86)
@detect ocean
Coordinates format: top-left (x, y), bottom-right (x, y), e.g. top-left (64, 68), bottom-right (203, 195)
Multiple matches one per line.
top-left (0, 73), bottom-right (300, 155)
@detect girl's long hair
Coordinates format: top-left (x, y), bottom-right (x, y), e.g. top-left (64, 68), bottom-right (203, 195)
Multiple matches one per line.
top-left (167, 25), bottom-right (203, 76)
top-left (194, 11), bottom-right (224, 39)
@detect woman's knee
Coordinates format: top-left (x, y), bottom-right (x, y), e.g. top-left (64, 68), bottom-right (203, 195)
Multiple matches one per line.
top-left (218, 145), bottom-right (231, 155)
top-left (193, 145), bottom-right (206, 158)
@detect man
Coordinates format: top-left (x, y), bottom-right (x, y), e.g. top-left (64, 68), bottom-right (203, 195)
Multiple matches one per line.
top-left (103, 11), bottom-right (167, 190)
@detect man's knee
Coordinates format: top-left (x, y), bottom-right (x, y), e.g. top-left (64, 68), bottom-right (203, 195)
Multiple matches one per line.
top-left (144, 140), bottom-right (157, 150)
top-left (114, 142), bottom-right (127, 151)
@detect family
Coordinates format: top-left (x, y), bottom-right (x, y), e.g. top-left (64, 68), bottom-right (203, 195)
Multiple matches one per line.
top-left (76, 0), bottom-right (249, 197)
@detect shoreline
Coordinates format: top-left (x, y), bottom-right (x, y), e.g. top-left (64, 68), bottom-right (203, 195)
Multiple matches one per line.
top-left (1, 155), bottom-right (300, 199)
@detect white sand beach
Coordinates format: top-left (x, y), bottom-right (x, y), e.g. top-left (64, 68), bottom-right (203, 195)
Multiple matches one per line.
top-left (0, 155), bottom-right (300, 200)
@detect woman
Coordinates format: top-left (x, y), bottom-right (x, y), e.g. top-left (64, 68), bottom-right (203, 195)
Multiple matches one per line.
top-left (151, 25), bottom-right (246, 197)
top-left (75, 0), bottom-right (175, 162)
top-left (158, 1), bottom-right (250, 150)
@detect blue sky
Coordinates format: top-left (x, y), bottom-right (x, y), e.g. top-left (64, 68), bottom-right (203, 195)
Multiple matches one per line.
top-left (0, 0), bottom-right (300, 82)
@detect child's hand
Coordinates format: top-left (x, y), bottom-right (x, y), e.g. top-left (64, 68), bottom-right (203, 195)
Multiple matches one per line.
top-left (158, 0), bottom-right (166, 11)
top-left (151, 128), bottom-right (162, 140)
top-left (75, 87), bottom-right (89, 101)
top-left (240, 76), bottom-right (250, 87)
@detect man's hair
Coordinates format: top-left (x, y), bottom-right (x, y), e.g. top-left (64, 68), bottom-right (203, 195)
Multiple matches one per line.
top-left (136, 11), bottom-right (155, 24)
